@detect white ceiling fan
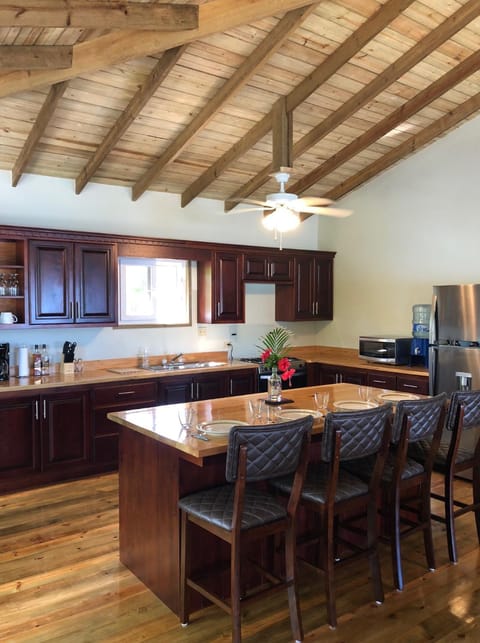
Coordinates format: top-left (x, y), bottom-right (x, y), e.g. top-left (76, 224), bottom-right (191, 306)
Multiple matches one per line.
top-left (232, 169), bottom-right (352, 247)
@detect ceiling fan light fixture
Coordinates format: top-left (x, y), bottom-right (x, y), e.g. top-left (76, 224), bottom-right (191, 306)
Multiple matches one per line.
top-left (262, 205), bottom-right (300, 233)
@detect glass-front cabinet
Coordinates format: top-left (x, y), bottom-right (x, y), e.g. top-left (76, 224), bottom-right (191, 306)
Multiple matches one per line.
top-left (0, 238), bottom-right (26, 326)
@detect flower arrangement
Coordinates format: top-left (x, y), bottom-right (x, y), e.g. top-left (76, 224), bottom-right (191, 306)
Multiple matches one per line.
top-left (257, 327), bottom-right (296, 383)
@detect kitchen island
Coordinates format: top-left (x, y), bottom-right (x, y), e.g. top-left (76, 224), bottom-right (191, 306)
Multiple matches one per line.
top-left (108, 382), bottom-right (392, 616)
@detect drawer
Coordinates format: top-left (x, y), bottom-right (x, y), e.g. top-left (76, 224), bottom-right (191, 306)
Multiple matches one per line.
top-left (396, 375), bottom-right (429, 395)
top-left (366, 372), bottom-right (397, 390)
top-left (93, 381), bottom-right (157, 407)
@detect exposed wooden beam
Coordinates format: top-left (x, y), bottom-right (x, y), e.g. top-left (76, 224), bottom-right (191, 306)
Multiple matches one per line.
top-left (0, 0), bottom-right (316, 98)
top-left (0, 2), bottom-right (198, 30)
top-left (222, 0), bottom-right (413, 211)
top-left (289, 49), bottom-right (480, 196)
top-left (12, 81), bottom-right (68, 187)
top-left (224, 0), bottom-right (480, 211)
top-left (76, 46), bottom-right (185, 195)
top-left (181, 0), bottom-right (414, 208)
top-left (131, 4), bottom-right (315, 201)
top-left (325, 93), bottom-right (480, 202)
top-left (0, 46), bottom-right (72, 69)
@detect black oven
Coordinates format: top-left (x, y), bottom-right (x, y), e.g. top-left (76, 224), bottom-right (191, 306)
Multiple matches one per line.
top-left (239, 356), bottom-right (307, 391)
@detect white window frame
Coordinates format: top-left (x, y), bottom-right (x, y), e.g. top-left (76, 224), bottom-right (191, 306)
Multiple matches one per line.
top-left (118, 256), bottom-right (191, 326)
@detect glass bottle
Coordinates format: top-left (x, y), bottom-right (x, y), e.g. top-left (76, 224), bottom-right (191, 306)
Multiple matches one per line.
top-left (32, 344), bottom-right (42, 376)
top-left (267, 366), bottom-right (282, 403)
top-left (41, 344), bottom-right (50, 376)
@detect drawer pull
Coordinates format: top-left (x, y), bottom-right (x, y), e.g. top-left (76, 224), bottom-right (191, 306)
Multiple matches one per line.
top-left (372, 379), bottom-right (387, 385)
top-left (116, 390), bottom-right (136, 397)
top-left (402, 384), bottom-right (418, 390)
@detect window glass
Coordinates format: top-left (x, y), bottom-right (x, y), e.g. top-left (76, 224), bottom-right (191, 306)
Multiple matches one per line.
top-left (119, 257), bottom-right (190, 325)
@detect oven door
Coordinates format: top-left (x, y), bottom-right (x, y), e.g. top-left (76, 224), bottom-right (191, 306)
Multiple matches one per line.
top-left (259, 370), bottom-right (307, 392)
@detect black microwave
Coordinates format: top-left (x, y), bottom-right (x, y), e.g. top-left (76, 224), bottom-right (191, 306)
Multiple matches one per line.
top-left (358, 336), bottom-right (412, 365)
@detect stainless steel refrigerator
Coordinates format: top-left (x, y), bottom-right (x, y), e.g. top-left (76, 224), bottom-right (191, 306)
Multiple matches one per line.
top-left (430, 284), bottom-right (480, 478)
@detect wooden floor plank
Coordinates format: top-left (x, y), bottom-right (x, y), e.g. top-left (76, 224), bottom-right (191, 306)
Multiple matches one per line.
top-left (0, 472), bottom-right (479, 642)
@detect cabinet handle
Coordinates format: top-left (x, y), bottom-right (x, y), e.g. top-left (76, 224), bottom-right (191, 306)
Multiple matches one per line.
top-left (217, 302), bottom-right (220, 317)
top-left (196, 383), bottom-right (200, 399)
top-left (69, 301), bottom-right (73, 318)
top-left (75, 301), bottom-right (79, 319)
top-left (190, 382), bottom-right (194, 400)
top-left (35, 400), bottom-right (39, 421)
top-left (402, 383), bottom-right (418, 390)
top-left (230, 379), bottom-right (233, 395)
top-left (116, 390), bottom-right (136, 397)
top-left (372, 379), bottom-right (387, 385)
top-left (43, 399), bottom-right (46, 420)
top-left (315, 301), bottom-right (319, 315)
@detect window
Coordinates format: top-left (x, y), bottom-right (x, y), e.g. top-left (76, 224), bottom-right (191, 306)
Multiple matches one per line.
top-left (119, 256), bottom-right (190, 326)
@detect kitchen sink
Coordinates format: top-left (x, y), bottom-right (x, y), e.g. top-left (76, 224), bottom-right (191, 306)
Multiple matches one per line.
top-left (146, 361), bottom-right (227, 371)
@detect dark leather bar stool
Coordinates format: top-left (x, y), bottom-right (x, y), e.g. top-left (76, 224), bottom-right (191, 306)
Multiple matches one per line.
top-left (270, 404), bottom-right (393, 628)
top-left (344, 393), bottom-right (447, 590)
top-left (178, 416), bottom-right (312, 643)
top-left (408, 389), bottom-right (480, 563)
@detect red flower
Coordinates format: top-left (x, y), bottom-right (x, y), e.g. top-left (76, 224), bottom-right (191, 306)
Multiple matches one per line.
top-left (261, 348), bottom-right (272, 363)
top-left (281, 368), bottom-right (296, 382)
top-left (277, 356), bottom-right (291, 372)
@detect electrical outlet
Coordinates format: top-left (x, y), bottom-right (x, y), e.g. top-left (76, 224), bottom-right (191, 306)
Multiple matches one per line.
top-left (198, 326), bottom-right (207, 337)
top-left (224, 341), bottom-right (232, 348)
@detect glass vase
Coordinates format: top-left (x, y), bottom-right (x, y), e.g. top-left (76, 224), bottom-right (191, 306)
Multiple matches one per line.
top-left (267, 366), bottom-right (282, 403)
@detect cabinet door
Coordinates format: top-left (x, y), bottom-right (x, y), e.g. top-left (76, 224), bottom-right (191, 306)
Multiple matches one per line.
top-left (314, 257), bottom-right (333, 319)
top-left (41, 389), bottom-right (90, 471)
top-left (213, 252), bottom-right (244, 322)
top-left (194, 372), bottom-right (226, 401)
top-left (29, 240), bottom-right (74, 324)
top-left (158, 376), bottom-right (193, 404)
top-left (75, 243), bottom-right (116, 323)
top-left (294, 255), bottom-right (316, 320)
top-left (226, 369), bottom-right (257, 396)
top-left (269, 255), bottom-right (293, 282)
top-left (243, 253), bottom-right (293, 282)
top-left (0, 395), bottom-right (38, 479)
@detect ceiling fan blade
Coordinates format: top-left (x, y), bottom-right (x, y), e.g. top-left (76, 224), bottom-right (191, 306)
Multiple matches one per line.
top-left (298, 206), bottom-right (353, 218)
top-left (297, 196), bottom-right (333, 207)
top-left (229, 197), bottom-right (269, 207)
top-left (230, 206), bottom-right (266, 214)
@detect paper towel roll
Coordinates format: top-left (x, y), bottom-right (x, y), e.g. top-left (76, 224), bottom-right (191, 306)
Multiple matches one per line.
top-left (17, 345), bottom-right (29, 378)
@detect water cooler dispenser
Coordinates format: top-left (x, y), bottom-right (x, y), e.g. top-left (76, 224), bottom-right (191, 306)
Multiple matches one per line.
top-left (410, 304), bottom-right (430, 367)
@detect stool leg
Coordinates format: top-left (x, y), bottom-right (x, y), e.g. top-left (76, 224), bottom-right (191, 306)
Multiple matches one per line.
top-left (324, 517), bottom-right (337, 628)
top-left (389, 485), bottom-right (403, 591)
top-left (444, 470), bottom-right (458, 563)
top-left (285, 523), bottom-right (303, 642)
top-left (367, 499), bottom-right (384, 604)
top-left (421, 481), bottom-right (436, 572)
top-left (231, 536), bottom-right (242, 643)
top-left (179, 510), bottom-right (189, 626)
top-left (473, 465), bottom-right (480, 544)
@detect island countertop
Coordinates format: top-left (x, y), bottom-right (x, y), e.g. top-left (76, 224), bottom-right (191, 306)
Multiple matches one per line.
top-left (108, 382), bottom-right (392, 461)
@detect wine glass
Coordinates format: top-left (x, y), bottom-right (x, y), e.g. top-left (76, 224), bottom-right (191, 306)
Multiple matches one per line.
top-left (314, 391), bottom-right (330, 414)
top-left (0, 273), bottom-right (5, 296)
top-left (8, 273), bottom-right (19, 296)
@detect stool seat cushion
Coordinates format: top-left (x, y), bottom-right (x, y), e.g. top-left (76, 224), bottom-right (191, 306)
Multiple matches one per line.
top-left (179, 484), bottom-right (287, 531)
top-left (272, 463), bottom-right (368, 504)
top-left (409, 440), bottom-right (473, 471)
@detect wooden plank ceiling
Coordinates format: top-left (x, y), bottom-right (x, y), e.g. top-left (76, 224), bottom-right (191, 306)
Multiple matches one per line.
top-left (1, 0), bottom-right (480, 213)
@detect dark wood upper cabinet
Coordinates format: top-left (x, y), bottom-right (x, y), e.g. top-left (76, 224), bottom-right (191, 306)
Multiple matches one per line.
top-left (275, 252), bottom-right (334, 321)
top-left (197, 251), bottom-right (244, 324)
top-left (243, 252), bottom-right (293, 282)
top-left (29, 240), bottom-right (117, 325)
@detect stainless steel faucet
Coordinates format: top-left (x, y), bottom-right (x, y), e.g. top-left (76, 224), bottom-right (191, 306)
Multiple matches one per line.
top-left (170, 352), bottom-right (184, 363)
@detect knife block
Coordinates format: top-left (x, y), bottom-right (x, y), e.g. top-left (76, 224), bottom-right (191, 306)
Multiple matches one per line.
top-left (61, 360), bottom-right (75, 374)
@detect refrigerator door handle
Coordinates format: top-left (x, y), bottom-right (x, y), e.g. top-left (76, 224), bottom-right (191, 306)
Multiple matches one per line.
top-left (430, 294), bottom-right (438, 345)
top-left (429, 345), bottom-right (437, 396)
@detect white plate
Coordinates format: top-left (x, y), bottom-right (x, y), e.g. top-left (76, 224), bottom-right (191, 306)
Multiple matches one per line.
top-left (377, 392), bottom-right (419, 403)
top-left (277, 409), bottom-right (322, 421)
top-left (332, 400), bottom-right (378, 411)
top-left (198, 419), bottom-right (249, 437)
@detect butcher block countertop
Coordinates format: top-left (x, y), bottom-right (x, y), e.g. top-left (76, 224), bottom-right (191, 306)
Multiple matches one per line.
top-left (291, 345), bottom-right (428, 378)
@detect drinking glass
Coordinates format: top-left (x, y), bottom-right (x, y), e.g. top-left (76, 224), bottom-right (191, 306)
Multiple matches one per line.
top-left (178, 406), bottom-right (195, 433)
top-left (358, 386), bottom-right (372, 402)
top-left (248, 399), bottom-right (264, 422)
top-left (314, 391), bottom-right (329, 413)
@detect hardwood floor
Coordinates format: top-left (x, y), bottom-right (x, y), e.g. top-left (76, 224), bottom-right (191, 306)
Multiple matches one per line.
top-left (1, 473), bottom-right (479, 642)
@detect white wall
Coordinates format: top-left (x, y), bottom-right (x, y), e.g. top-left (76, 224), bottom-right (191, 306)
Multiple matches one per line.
top-left (0, 171), bottom-right (320, 364)
top-left (317, 113), bottom-right (480, 348)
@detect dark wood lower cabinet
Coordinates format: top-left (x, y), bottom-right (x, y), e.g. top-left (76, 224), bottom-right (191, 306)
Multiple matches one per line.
top-left (310, 362), bottom-right (428, 393)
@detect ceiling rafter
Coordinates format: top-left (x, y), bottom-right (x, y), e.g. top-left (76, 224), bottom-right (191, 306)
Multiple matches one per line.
top-left (181, 0), bottom-right (415, 209)
top-left (12, 81), bottom-right (68, 187)
top-left (223, 0), bottom-right (480, 211)
top-left (0, 2), bottom-right (198, 30)
top-left (131, 4), bottom-right (316, 202)
top-left (75, 46), bottom-right (186, 195)
top-left (0, 0), bottom-right (315, 99)
top-left (0, 45), bottom-right (72, 69)
top-left (289, 49), bottom-right (480, 197)
top-left (326, 92), bottom-right (480, 202)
